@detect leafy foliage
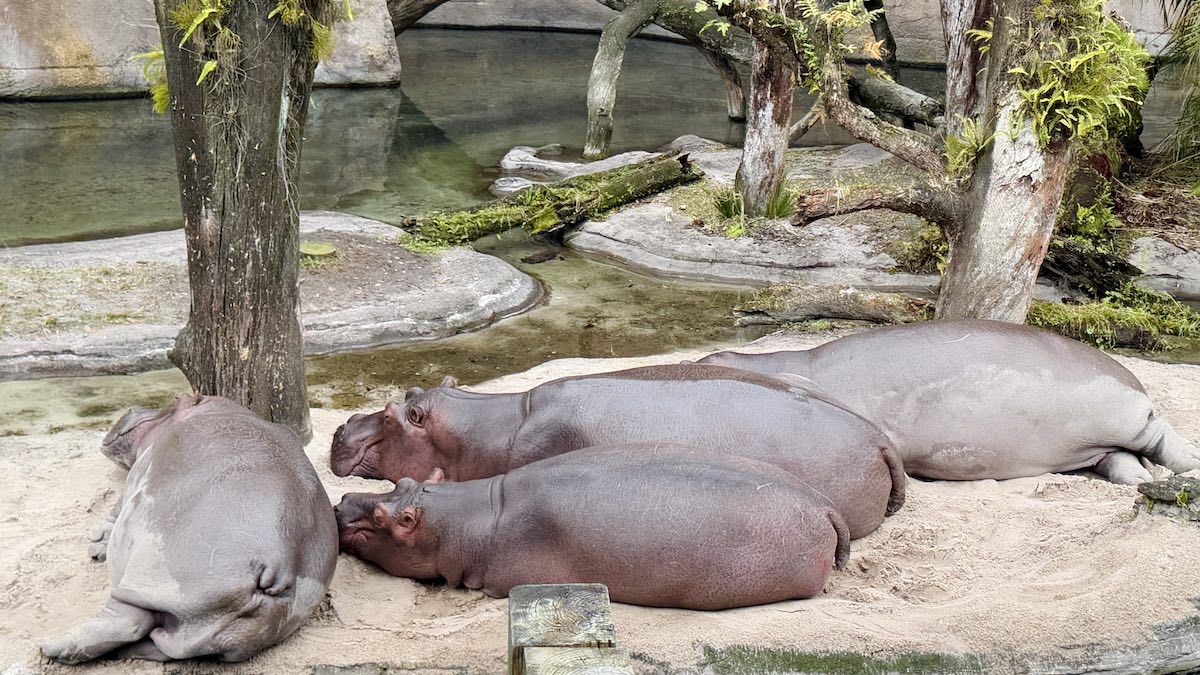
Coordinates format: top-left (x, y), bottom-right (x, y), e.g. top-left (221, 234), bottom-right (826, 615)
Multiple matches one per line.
top-left (945, 116), bottom-right (995, 177)
top-left (130, 50), bottom-right (170, 113)
top-left (1027, 284), bottom-right (1200, 349)
top-left (1007, 0), bottom-right (1150, 149)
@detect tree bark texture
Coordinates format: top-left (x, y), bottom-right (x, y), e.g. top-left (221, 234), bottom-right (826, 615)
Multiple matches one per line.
top-left (584, 0), bottom-right (660, 159)
top-left (936, 94), bottom-right (1074, 322)
top-left (848, 73), bottom-right (943, 127)
top-left (736, 40), bottom-right (795, 217)
top-left (941, 0), bottom-right (992, 138)
top-left (154, 0), bottom-right (317, 438)
top-left (792, 182), bottom-right (957, 229)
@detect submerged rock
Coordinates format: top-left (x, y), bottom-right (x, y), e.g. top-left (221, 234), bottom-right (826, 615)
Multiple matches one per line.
top-left (0, 211), bottom-right (541, 380)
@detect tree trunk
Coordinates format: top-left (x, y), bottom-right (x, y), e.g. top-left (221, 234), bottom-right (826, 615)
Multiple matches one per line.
top-left (736, 40), bottom-right (795, 216)
top-left (936, 94), bottom-right (1074, 322)
top-left (694, 43), bottom-right (747, 120)
top-left (155, 0), bottom-right (319, 439)
top-left (388, 0), bottom-right (451, 33)
top-left (864, 0), bottom-right (900, 81)
top-left (584, 0), bottom-right (660, 159)
top-left (941, 0), bottom-right (992, 138)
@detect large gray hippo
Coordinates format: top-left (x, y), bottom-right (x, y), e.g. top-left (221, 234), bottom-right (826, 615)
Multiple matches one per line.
top-left (41, 395), bottom-right (338, 664)
top-left (336, 443), bottom-right (849, 610)
top-left (331, 363), bottom-right (904, 539)
top-left (696, 319), bottom-right (1200, 484)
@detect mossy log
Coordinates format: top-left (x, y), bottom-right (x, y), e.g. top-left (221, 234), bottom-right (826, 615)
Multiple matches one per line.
top-left (734, 285), bottom-right (933, 327)
top-left (405, 154), bottom-right (704, 246)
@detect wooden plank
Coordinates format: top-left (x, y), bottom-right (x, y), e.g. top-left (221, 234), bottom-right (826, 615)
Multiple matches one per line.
top-left (524, 647), bottom-right (633, 675)
top-left (508, 584), bottom-right (617, 675)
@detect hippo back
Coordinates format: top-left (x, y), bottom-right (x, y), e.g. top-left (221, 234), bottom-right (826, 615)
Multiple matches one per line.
top-left (107, 398), bottom-right (336, 660)
top-left (510, 363), bottom-right (900, 539)
top-left (485, 443), bottom-right (848, 609)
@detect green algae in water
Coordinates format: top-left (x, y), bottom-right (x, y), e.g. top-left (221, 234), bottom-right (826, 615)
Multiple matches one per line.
top-left (700, 645), bottom-right (987, 675)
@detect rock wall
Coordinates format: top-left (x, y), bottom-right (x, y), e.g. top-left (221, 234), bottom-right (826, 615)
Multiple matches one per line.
top-left (418, 0), bottom-right (1173, 64)
top-left (0, 0), bottom-right (401, 100)
top-left (0, 0), bottom-right (1176, 99)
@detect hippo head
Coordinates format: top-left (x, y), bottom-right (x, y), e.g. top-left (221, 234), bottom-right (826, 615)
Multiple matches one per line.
top-left (334, 469), bottom-right (446, 578)
top-left (329, 376), bottom-right (459, 481)
top-left (100, 394), bottom-right (208, 469)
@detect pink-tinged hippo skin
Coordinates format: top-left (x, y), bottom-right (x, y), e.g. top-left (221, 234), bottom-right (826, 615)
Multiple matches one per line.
top-left (331, 364), bottom-right (904, 539)
top-left (41, 395), bottom-right (338, 664)
top-left (697, 319), bottom-right (1200, 484)
top-left (335, 444), bottom-right (850, 610)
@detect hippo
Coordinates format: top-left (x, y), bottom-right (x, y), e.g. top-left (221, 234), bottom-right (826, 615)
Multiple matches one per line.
top-left (41, 395), bottom-right (338, 664)
top-left (696, 319), bottom-right (1200, 484)
top-left (331, 364), bottom-right (904, 539)
top-left (335, 443), bottom-right (849, 610)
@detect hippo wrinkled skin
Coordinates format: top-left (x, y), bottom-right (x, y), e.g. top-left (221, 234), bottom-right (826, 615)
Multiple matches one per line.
top-left (336, 443), bottom-right (849, 610)
top-left (331, 364), bottom-right (905, 539)
top-left (698, 319), bottom-right (1200, 484)
top-left (41, 395), bottom-right (338, 664)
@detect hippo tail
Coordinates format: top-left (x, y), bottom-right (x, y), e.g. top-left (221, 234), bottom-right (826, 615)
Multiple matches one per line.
top-left (879, 443), bottom-right (907, 516)
top-left (828, 511), bottom-right (850, 571)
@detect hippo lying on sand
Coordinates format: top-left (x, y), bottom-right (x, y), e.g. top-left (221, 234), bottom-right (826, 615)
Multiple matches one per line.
top-left (42, 395), bottom-right (337, 664)
top-left (331, 363), bottom-right (904, 539)
top-left (336, 443), bottom-right (849, 610)
top-left (697, 319), bottom-right (1200, 484)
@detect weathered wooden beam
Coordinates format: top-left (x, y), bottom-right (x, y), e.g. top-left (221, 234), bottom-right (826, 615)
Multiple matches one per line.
top-left (508, 584), bottom-right (621, 675)
top-left (406, 154), bottom-right (704, 246)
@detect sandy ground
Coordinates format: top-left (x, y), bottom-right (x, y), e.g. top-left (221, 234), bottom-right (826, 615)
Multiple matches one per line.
top-left (2, 333), bottom-right (1200, 674)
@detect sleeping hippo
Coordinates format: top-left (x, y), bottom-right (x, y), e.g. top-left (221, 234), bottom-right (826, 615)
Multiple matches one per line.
top-left (696, 319), bottom-right (1200, 484)
top-left (331, 363), bottom-right (905, 539)
top-left (41, 395), bottom-right (338, 664)
top-left (335, 443), bottom-right (849, 610)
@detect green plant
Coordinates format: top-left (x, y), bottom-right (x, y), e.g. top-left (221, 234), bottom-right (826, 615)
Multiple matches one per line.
top-left (887, 221), bottom-right (948, 275)
top-left (1007, 0), bottom-right (1150, 149)
top-left (711, 186), bottom-right (744, 219)
top-left (130, 49), bottom-right (170, 113)
top-left (764, 187), bottom-right (797, 219)
top-left (945, 116), bottom-right (995, 177)
top-left (1176, 486), bottom-right (1192, 508)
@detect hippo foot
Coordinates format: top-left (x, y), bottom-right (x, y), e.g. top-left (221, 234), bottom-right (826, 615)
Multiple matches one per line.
top-left (1095, 451), bottom-right (1153, 485)
top-left (88, 523), bottom-right (113, 562)
top-left (41, 599), bottom-right (156, 664)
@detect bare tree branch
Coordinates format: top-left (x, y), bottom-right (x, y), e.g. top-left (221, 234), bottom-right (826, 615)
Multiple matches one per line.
top-left (792, 182), bottom-right (959, 230)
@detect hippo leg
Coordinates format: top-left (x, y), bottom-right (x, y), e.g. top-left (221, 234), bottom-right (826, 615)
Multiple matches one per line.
top-left (1128, 414), bottom-right (1200, 475)
top-left (1094, 451), bottom-right (1154, 485)
top-left (879, 444), bottom-right (907, 516)
top-left (41, 598), bottom-right (156, 664)
top-left (87, 504), bottom-right (121, 562)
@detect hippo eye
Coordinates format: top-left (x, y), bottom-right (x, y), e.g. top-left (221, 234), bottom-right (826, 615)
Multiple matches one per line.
top-left (406, 405), bottom-right (425, 427)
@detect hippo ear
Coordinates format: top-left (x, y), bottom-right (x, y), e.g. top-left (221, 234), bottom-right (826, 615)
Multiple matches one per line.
top-left (425, 468), bottom-right (447, 484)
top-left (396, 506), bottom-right (422, 530)
top-left (405, 405), bottom-right (426, 427)
top-left (404, 387), bottom-right (424, 402)
top-left (439, 375), bottom-right (458, 389)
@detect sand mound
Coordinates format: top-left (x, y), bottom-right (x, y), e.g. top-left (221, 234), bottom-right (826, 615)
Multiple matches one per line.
top-left (2, 334), bottom-right (1199, 673)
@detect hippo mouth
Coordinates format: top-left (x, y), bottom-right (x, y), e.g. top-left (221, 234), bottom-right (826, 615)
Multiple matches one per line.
top-left (337, 522), bottom-right (376, 552)
top-left (331, 427), bottom-right (382, 478)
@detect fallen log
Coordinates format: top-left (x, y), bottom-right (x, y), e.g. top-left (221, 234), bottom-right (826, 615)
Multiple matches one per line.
top-left (404, 154), bottom-right (704, 246)
top-left (733, 285), bottom-right (933, 327)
